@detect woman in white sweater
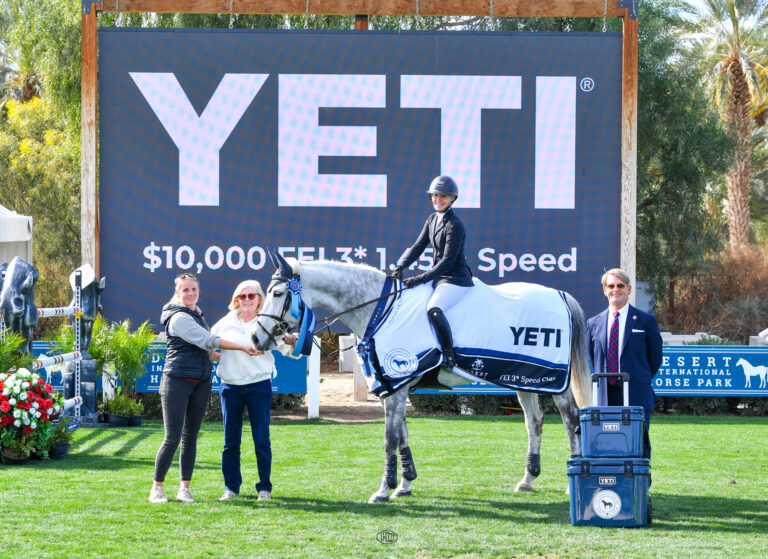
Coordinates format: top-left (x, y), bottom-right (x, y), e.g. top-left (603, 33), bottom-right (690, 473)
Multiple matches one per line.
top-left (211, 280), bottom-right (297, 502)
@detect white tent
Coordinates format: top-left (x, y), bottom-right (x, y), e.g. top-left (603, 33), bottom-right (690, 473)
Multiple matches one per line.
top-left (0, 204), bottom-right (33, 265)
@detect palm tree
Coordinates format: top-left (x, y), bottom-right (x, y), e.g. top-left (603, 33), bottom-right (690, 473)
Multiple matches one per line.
top-left (677, 0), bottom-right (768, 246)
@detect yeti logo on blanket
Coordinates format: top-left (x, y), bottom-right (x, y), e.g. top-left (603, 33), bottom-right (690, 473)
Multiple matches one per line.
top-left (357, 278), bottom-right (573, 397)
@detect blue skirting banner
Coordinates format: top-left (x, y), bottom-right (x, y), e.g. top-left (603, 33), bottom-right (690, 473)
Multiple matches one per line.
top-left (414, 346), bottom-right (768, 397)
top-left (33, 342), bottom-right (307, 394)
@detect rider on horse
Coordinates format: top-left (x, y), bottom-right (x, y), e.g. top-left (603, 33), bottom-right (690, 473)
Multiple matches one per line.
top-left (392, 175), bottom-right (472, 369)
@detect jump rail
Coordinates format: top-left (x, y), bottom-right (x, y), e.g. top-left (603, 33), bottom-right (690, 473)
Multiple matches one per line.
top-left (1, 268), bottom-right (85, 417)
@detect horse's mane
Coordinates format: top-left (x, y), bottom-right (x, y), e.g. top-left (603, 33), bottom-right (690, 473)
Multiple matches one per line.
top-left (295, 258), bottom-right (386, 277)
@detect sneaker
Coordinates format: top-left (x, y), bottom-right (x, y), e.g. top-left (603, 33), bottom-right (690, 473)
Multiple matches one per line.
top-left (148, 485), bottom-right (168, 504)
top-left (176, 487), bottom-right (195, 503)
top-left (219, 490), bottom-right (237, 501)
top-left (257, 490), bottom-right (271, 501)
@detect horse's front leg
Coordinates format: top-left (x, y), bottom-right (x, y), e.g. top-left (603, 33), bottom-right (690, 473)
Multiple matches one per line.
top-left (515, 391), bottom-right (543, 492)
top-left (553, 390), bottom-right (582, 494)
top-left (392, 416), bottom-right (417, 498)
top-left (368, 390), bottom-right (408, 503)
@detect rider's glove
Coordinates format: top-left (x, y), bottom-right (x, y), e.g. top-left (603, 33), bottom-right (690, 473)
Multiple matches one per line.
top-left (391, 266), bottom-right (404, 281)
top-left (403, 276), bottom-right (419, 288)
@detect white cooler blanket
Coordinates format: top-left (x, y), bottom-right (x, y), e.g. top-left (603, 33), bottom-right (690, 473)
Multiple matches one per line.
top-left (359, 277), bottom-right (573, 397)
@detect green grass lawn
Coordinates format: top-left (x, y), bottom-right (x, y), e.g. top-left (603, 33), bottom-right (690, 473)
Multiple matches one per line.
top-left (1, 414), bottom-right (766, 558)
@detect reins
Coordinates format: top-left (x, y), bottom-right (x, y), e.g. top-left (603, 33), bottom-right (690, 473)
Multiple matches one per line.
top-left (312, 283), bottom-right (409, 356)
top-left (258, 274), bottom-right (408, 357)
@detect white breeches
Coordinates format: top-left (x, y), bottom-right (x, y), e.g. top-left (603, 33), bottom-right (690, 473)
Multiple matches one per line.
top-left (427, 283), bottom-right (470, 312)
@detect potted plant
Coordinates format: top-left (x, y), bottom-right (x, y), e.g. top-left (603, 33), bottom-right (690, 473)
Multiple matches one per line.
top-left (0, 366), bottom-right (64, 464)
top-left (1, 435), bottom-right (34, 464)
top-left (102, 386), bottom-right (133, 427)
top-left (129, 398), bottom-right (145, 426)
top-left (108, 320), bottom-right (157, 424)
top-left (49, 417), bottom-right (78, 459)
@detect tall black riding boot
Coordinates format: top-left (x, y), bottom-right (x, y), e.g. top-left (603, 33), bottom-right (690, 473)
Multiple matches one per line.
top-left (428, 307), bottom-right (457, 369)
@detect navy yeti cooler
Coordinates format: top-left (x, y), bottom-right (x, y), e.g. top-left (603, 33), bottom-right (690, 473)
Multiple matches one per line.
top-left (567, 458), bottom-right (650, 527)
top-left (581, 373), bottom-right (645, 458)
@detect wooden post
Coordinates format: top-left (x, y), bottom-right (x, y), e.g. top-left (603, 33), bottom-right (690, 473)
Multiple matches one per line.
top-left (620, 10), bottom-right (638, 302)
top-left (354, 14), bottom-right (369, 29)
top-left (81, 4), bottom-right (99, 275)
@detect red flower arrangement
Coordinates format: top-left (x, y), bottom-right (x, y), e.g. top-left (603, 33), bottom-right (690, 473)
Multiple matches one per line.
top-left (0, 369), bottom-right (64, 458)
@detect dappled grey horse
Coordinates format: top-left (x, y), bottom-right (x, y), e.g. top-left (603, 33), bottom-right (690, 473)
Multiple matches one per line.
top-left (252, 252), bottom-right (591, 503)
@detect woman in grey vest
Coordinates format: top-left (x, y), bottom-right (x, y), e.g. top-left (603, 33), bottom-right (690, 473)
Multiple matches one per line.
top-left (149, 273), bottom-right (258, 504)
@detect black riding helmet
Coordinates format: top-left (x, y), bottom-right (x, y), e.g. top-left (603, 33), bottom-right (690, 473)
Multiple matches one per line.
top-left (425, 175), bottom-right (459, 198)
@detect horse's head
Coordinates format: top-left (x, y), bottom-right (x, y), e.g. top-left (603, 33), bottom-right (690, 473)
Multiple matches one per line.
top-left (0, 257), bottom-right (39, 352)
top-left (68, 264), bottom-right (106, 351)
top-left (251, 251), bottom-right (304, 352)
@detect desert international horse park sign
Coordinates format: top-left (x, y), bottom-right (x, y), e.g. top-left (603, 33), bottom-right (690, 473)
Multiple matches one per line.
top-left (653, 346), bottom-right (768, 397)
top-left (415, 346), bottom-right (768, 397)
top-left (99, 29), bottom-right (623, 327)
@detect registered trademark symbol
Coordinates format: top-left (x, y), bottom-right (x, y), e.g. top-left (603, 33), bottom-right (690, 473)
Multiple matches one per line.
top-left (580, 77), bottom-right (595, 92)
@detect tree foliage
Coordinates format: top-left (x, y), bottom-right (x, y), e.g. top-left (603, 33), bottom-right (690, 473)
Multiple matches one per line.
top-left (0, 96), bottom-right (79, 318)
top-left (637, 2), bottom-right (735, 307)
top-left (674, 0), bottom-right (768, 246)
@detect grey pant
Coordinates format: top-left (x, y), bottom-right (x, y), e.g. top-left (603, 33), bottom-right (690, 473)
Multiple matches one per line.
top-left (153, 375), bottom-right (211, 483)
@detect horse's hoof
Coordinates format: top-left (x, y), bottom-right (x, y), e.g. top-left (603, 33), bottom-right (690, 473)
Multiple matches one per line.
top-left (514, 482), bottom-right (533, 493)
top-left (392, 489), bottom-right (412, 498)
top-left (368, 495), bottom-right (390, 503)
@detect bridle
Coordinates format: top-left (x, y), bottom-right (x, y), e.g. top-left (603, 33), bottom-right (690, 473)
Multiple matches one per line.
top-left (253, 275), bottom-right (301, 350)
top-left (255, 273), bottom-right (409, 356)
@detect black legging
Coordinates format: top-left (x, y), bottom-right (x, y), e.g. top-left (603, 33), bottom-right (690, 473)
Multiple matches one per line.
top-left (153, 375), bottom-right (211, 482)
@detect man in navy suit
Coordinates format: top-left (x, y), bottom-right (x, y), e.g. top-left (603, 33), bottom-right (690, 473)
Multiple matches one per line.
top-left (586, 268), bottom-right (663, 459)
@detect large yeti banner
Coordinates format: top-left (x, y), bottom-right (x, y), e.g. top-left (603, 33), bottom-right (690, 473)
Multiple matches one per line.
top-left (99, 29), bottom-right (622, 328)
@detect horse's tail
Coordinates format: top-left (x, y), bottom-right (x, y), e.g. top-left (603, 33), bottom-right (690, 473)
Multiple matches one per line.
top-left (564, 291), bottom-right (591, 409)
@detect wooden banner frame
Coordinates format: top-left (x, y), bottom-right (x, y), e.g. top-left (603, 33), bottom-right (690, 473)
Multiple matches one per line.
top-left (81, 0), bottom-right (638, 291)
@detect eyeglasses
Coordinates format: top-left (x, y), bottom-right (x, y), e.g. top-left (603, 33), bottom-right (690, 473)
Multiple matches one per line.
top-left (238, 293), bottom-right (258, 301)
top-left (605, 283), bottom-right (626, 289)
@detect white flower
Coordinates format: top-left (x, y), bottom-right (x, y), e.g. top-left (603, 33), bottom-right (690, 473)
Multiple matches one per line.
top-left (30, 422), bottom-right (36, 429)
top-left (19, 391), bottom-right (27, 401)
top-left (53, 405), bottom-right (60, 412)
top-left (1, 388), bottom-right (8, 396)
top-left (22, 416), bottom-right (30, 425)
top-left (9, 398), bottom-right (16, 406)
top-left (21, 381), bottom-right (30, 389)
top-left (12, 410), bottom-right (20, 418)
top-left (35, 411), bottom-right (41, 418)
top-left (32, 402), bottom-right (39, 409)
top-left (47, 409), bottom-right (53, 416)
top-left (12, 385), bottom-right (20, 394)
top-left (13, 419), bottom-right (20, 427)
top-left (0, 373), bottom-right (6, 381)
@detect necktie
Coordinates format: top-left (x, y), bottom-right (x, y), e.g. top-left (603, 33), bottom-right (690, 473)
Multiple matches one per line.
top-left (607, 311), bottom-right (619, 385)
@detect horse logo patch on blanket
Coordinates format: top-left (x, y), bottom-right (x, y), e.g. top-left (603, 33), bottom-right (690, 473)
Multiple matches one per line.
top-left (358, 278), bottom-right (573, 397)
